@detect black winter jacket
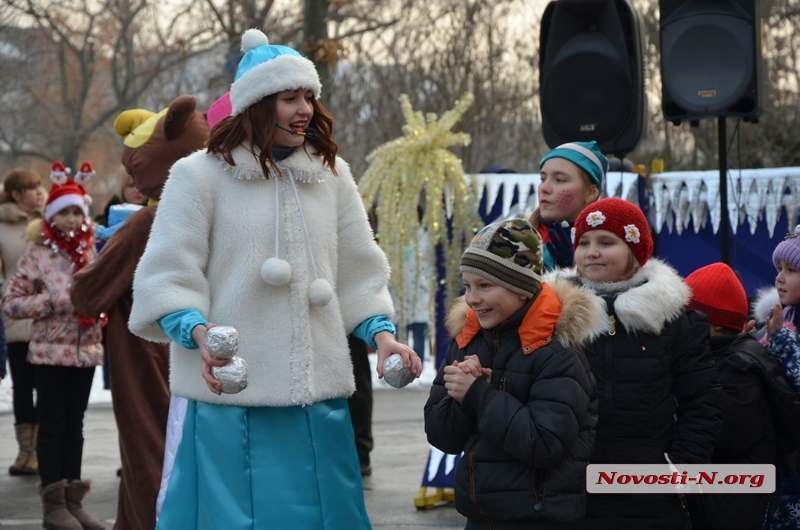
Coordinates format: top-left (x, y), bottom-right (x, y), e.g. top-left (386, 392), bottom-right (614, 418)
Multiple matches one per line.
top-left (547, 260), bottom-right (724, 530)
top-left (687, 334), bottom-right (800, 530)
top-left (425, 281), bottom-right (607, 529)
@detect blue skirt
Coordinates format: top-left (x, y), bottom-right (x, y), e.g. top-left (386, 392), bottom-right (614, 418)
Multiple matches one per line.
top-left (156, 398), bottom-right (371, 530)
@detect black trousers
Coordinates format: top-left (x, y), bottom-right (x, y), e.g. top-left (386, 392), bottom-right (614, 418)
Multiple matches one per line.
top-left (7, 341), bottom-right (37, 424)
top-left (347, 334), bottom-right (373, 467)
top-left (33, 364), bottom-right (95, 487)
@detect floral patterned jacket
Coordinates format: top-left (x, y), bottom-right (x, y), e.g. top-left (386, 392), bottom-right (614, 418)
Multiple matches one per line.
top-left (1, 243), bottom-right (103, 367)
top-left (765, 322), bottom-right (800, 397)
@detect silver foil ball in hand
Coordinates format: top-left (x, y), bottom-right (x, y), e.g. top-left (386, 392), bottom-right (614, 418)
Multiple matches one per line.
top-left (212, 357), bottom-right (249, 394)
top-left (382, 353), bottom-right (415, 389)
top-left (205, 326), bottom-right (248, 394)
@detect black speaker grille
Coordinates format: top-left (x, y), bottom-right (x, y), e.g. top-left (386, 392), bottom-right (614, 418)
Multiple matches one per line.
top-left (542, 53), bottom-right (633, 144)
top-left (661, 13), bottom-right (756, 118)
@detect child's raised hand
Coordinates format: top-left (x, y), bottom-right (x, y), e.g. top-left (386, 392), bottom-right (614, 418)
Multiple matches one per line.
top-left (742, 319), bottom-right (757, 336)
top-left (192, 322), bottom-right (230, 395)
top-left (765, 304), bottom-right (784, 340)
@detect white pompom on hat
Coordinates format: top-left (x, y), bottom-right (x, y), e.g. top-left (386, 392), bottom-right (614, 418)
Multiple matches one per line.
top-left (229, 28), bottom-right (322, 116)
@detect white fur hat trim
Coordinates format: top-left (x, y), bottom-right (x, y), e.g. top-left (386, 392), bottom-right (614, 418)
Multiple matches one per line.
top-left (45, 195), bottom-right (88, 221)
top-left (230, 54), bottom-right (322, 116)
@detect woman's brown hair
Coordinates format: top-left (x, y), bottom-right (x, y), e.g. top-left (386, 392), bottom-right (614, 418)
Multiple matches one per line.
top-left (1, 168), bottom-right (42, 204)
top-left (207, 93), bottom-right (338, 178)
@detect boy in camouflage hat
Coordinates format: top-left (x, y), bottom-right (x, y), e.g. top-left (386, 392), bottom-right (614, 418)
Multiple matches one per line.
top-left (425, 218), bottom-right (602, 528)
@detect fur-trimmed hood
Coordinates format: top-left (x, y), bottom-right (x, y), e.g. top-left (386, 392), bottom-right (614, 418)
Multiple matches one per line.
top-left (545, 259), bottom-right (690, 334)
top-left (752, 286), bottom-right (779, 323)
top-left (0, 201), bottom-right (38, 224)
top-left (446, 278), bottom-right (609, 352)
top-left (24, 218), bottom-right (43, 244)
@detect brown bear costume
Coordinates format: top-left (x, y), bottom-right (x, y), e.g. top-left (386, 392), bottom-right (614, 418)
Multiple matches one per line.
top-left (70, 95), bottom-right (209, 530)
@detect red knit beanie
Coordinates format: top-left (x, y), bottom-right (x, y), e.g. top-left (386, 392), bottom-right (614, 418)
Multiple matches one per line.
top-left (571, 198), bottom-right (653, 266)
top-left (684, 263), bottom-right (747, 331)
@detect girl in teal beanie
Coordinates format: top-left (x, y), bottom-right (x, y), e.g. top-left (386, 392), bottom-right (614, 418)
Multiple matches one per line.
top-left (528, 141), bottom-right (607, 271)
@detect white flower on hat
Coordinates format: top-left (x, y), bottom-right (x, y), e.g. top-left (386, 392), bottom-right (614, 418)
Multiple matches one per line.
top-left (570, 226), bottom-right (576, 244)
top-left (586, 211), bottom-right (606, 227)
top-left (623, 224), bottom-right (641, 243)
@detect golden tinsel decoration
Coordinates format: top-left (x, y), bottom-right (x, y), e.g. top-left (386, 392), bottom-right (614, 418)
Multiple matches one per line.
top-left (359, 92), bottom-right (481, 331)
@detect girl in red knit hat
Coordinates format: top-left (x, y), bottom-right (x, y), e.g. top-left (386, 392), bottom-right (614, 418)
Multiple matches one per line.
top-left (2, 161), bottom-right (105, 530)
top-left (545, 197), bottom-right (723, 530)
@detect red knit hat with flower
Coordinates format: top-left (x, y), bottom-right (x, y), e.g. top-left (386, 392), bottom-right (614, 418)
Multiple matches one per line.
top-left (45, 161), bottom-right (93, 221)
top-left (571, 198), bottom-right (654, 266)
top-left (684, 263), bottom-right (748, 331)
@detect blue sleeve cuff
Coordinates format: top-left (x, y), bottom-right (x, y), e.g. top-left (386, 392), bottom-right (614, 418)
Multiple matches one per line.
top-left (352, 315), bottom-right (396, 349)
top-left (157, 309), bottom-right (208, 349)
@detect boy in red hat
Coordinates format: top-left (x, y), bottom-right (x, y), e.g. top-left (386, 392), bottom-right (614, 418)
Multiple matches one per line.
top-left (3, 162), bottom-right (105, 530)
top-left (683, 263), bottom-right (800, 530)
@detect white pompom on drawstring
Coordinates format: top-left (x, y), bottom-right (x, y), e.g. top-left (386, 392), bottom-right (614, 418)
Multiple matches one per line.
top-left (241, 29), bottom-right (269, 52)
top-left (309, 278), bottom-right (333, 307)
top-left (261, 258), bottom-right (292, 286)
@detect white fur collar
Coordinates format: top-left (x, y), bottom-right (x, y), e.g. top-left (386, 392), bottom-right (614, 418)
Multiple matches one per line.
top-left (0, 201), bottom-right (36, 223)
top-left (546, 259), bottom-right (689, 334)
top-left (752, 286), bottom-right (779, 323)
top-left (216, 145), bottom-right (337, 184)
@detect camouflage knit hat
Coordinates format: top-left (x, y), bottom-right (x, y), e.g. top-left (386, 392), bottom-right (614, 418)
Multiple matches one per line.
top-left (460, 219), bottom-right (544, 298)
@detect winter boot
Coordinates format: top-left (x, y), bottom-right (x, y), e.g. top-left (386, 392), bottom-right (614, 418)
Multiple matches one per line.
top-left (8, 423), bottom-right (36, 475)
top-left (24, 423), bottom-right (39, 474)
top-left (40, 480), bottom-right (83, 530)
top-left (65, 480), bottom-right (105, 530)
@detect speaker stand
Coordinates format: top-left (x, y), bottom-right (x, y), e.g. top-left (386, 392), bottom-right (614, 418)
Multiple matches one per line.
top-left (718, 116), bottom-right (730, 265)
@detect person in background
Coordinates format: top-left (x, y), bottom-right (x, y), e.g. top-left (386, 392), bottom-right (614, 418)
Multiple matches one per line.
top-left (95, 169), bottom-right (147, 228)
top-left (0, 289), bottom-right (7, 383)
top-left (753, 225), bottom-right (800, 530)
top-left (547, 198), bottom-right (723, 530)
top-left (127, 29), bottom-right (421, 529)
top-left (402, 206), bottom-right (433, 362)
top-left (3, 169), bottom-right (105, 530)
top-left (683, 263), bottom-right (800, 530)
top-left (425, 219), bottom-right (601, 529)
top-left (71, 94), bottom-right (209, 530)
top-left (529, 141), bottom-right (605, 271)
top-left (0, 167), bottom-right (45, 476)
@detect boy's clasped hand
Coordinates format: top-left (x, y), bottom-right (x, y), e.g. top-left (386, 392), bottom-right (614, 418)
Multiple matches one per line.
top-left (443, 355), bottom-right (492, 403)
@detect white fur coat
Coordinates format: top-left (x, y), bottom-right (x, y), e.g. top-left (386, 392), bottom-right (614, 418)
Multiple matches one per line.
top-left (129, 146), bottom-right (394, 407)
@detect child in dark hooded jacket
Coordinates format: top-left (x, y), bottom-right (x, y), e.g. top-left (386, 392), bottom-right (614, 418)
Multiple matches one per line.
top-left (547, 198), bottom-right (723, 530)
top-left (425, 218), bottom-right (603, 529)
top-left (683, 262), bottom-right (800, 530)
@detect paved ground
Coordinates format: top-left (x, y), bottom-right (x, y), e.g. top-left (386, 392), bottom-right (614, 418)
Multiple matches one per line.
top-left (0, 386), bottom-right (466, 529)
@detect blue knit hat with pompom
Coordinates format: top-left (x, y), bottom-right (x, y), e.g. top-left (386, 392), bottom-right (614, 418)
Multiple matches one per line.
top-left (229, 29), bottom-right (321, 116)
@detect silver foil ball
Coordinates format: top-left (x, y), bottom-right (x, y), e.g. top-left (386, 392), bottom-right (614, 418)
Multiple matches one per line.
top-left (212, 356), bottom-right (249, 394)
top-left (382, 353), bottom-right (415, 389)
top-left (205, 326), bottom-right (239, 360)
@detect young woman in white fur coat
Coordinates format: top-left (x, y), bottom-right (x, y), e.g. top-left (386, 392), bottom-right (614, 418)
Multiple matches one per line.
top-left (545, 198), bottom-right (723, 530)
top-left (128, 29), bottom-right (421, 530)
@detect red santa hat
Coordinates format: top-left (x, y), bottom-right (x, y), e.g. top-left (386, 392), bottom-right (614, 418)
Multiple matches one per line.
top-left (46, 160), bottom-right (92, 221)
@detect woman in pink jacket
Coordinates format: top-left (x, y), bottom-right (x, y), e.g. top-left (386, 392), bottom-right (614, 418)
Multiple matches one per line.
top-left (2, 164), bottom-right (105, 530)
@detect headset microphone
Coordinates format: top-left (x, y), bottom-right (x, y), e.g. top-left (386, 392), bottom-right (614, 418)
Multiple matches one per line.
top-left (276, 125), bottom-right (319, 141)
